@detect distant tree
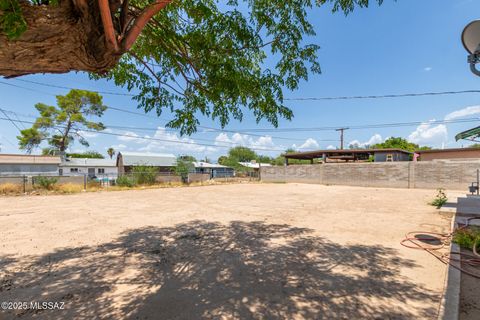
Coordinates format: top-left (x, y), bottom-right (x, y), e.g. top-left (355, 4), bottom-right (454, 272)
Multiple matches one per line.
top-left (273, 148), bottom-right (310, 165)
top-left (107, 147), bottom-right (115, 159)
top-left (175, 157), bottom-right (195, 183)
top-left (179, 155), bottom-right (197, 162)
top-left (67, 151), bottom-right (105, 159)
top-left (257, 155), bottom-right (273, 164)
top-left (17, 90), bottom-right (107, 154)
top-left (228, 147), bottom-right (257, 162)
top-left (469, 144), bottom-right (480, 149)
top-left (131, 165), bottom-right (157, 185)
top-left (371, 137), bottom-right (431, 153)
top-left (217, 156), bottom-right (228, 165)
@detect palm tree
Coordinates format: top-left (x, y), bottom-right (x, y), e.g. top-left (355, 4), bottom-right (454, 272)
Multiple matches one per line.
top-left (107, 147), bottom-right (115, 159)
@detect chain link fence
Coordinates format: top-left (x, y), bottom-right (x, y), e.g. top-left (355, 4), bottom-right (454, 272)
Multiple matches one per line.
top-left (0, 171), bottom-right (260, 195)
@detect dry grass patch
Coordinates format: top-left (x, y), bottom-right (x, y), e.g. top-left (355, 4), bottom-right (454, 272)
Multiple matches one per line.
top-left (0, 183), bottom-right (23, 195)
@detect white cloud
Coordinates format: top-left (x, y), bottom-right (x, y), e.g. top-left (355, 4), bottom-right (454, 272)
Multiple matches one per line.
top-left (326, 145), bottom-right (336, 150)
top-left (117, 131), bottom-right (144, 143)
top-left (423, 67), bottom-right (432, 72)
top-left (444, 105), bottom-right (480, 121)
top-left (214, 133), bottom-right (277, 151)
top-left (408, 120), bottom-right (447, 146)
top-left (138, 127), bottom-right (217, 154)
top-left (292, 138), bottom-right (319, 150)
top-left (348, 134), bottom-right (383, 148)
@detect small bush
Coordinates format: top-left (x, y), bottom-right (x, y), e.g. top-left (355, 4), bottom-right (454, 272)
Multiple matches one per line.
top-left (34, 176), bottom-right (58, 190)
top-left (116, 175), bottom-right (135, 187)
top-left (453, 226), bottom-right (480, 251)
top-left (429, 188), bottom-right (447, 208)
top-left (0, 183), bottom-right (23, 195)
top-left (131, 165), bottom-right (157, 185)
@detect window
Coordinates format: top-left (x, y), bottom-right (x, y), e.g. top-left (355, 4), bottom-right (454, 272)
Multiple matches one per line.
top-left (386, 154), bottom-right (393, 162)
top-left (70, 168), bottom-right (79, 173)
top-left (98, 168), bottom-right (105, 174)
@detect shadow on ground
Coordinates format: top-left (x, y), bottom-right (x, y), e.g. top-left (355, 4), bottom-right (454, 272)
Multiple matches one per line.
top-left (0, 220), bottom-right (438, 319)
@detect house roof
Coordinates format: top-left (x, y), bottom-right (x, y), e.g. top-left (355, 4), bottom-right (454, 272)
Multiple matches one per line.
top-left (192, 161), bottom-right (230, 169)
top-left (61, 158), bottom-right (116, 167)
top-left (238, 162), bottom-right (272, 169)
top-left (416, 148), bottom-right (480, 154)
top-left (118, 152), bottom-right (177, 167)
top-left (0, 154), bottom-right (61, 165)
top-left (284, 148), bottom-right (412, 160)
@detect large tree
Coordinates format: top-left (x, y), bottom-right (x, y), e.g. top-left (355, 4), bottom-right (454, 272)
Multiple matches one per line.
top-left (17, 89), bottom-right (107, 153)
top-left (371, 137), bottom-right (431, 153)
top-left (1, 0), bottom-right (384, 134)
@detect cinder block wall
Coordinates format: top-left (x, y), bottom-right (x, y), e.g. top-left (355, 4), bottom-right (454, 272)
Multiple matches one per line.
top-left (261, 160), bottom-right (480, 190)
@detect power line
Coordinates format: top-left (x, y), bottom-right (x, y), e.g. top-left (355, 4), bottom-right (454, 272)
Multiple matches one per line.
top-left (0, 117), bottom-right (307, 153)
top-left (0, 81), bottom-right (333, 141)
top-left (14, 79), bottom-right (136, 97)
top-left (3, 80), bottom-right (480, 135)
top-left (0, 107), bottom-right (334, 143)
top-left (231, 118), bottom-right (480, 133)
top-left (0, 109), bottom-right (23, 132)
top-left (285, 90), bottom-right (480, 100)
top-left (9, 78), bottom-right (480, 101)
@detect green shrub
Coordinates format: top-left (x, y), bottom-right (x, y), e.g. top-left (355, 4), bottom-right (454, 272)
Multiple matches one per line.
top-left (131, 165), bottom-right (157, 185)
top-left (116, 175), bottom-right (135, 187)
top-left (34, 176), bottom-right (58, 190)
top-left (429, 188), bottom-right (447, 208)
top-left (175, 158), bottom-right (194, 183)
top-left (453, 226), bottom-right (480, 251)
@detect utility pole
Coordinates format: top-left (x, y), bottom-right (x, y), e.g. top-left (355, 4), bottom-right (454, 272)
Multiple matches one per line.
top-left (336, 127), bottom-right (349, 150)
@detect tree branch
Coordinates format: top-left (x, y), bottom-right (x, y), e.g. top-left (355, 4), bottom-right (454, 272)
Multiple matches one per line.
top-left (98, 0), bottom-right (119, 52)
top-left (123, 0), bottom-right (172, 51)
top-left (130, 52), bottom-right (185, 97)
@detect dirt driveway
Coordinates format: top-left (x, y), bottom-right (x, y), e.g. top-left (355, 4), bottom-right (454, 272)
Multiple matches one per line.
top-left (0, 183), bottom-right (453, 319)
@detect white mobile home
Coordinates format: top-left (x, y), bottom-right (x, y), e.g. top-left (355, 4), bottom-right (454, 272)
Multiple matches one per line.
top-left (60, 158), bottom-right (117, 178)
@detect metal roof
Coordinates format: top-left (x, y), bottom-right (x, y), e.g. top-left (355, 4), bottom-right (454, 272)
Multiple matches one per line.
top-left (118, 152), bottom-right (177, 167)
top-left (0, 154), bottom-right (61, 164)
top-left (61, 158), bottom-right (116, 167)
top-left (192, 161), bottom-right (230, 169)
top-left (238, 162), bottom-right (272, 169)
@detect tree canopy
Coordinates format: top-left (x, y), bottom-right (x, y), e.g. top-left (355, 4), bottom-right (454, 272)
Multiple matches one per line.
top-left (17, 89), bottom-right (107, 153)
top-left (370, 137), bottom-right (431, 153)
top-left (1, 0), bottom-right (385, 134)
top-left (67, 151), bottom-right (105, 159)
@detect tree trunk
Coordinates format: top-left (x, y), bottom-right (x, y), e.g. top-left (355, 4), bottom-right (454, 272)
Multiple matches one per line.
top-left (0, 1), bottom-right (121, 78)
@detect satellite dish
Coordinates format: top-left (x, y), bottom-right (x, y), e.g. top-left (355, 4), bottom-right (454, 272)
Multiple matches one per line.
top-left (462, 20), bottom-right (480, 54)
top-left (462, 20), bottom-right (480, 76)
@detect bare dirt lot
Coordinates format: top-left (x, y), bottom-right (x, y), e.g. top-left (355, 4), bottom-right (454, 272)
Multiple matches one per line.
top-left (0, 183), bottom-right (454, 319)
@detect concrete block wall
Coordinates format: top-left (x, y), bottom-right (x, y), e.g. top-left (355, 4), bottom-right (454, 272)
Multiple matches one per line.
top-left (261, 160), bottom-right (480, 190)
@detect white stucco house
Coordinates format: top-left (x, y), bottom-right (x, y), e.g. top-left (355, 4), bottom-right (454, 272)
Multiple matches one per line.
top-left (59, 158), bottom-right (118, 178)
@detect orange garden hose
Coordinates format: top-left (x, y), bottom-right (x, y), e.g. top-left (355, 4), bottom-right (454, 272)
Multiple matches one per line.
top-left (401, 217), bottom-right (480, 279)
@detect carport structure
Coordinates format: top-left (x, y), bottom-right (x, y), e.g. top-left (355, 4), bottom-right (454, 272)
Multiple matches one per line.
top-left (284, 148), bottom-right (411, 165)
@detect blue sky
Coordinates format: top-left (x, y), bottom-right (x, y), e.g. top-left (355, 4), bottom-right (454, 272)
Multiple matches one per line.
top-left (1, 0), bottom-right (480, 160)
